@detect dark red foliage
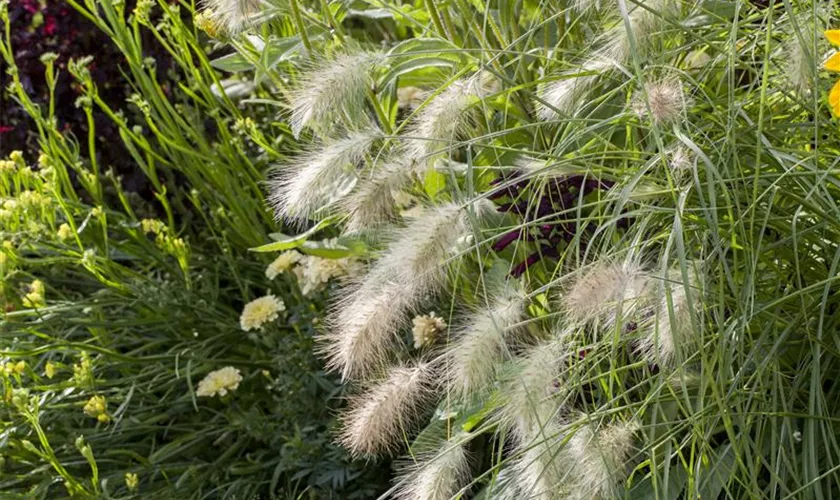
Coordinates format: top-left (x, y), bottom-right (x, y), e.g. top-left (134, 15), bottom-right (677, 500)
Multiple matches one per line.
top-left (0, 0), bottom-right (176, 195)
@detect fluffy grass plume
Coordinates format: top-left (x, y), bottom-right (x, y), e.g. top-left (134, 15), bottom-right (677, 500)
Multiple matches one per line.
top-left (337, 362), bottom-right (433, 458)
top-left (405, 73), bottom-right (495, 165)
top-left (562, 420), bottom-right (639, 499)
top-left (498, 334), bottom-right (570, 439)
top-left (562, 260), bottom-right (648, 328)
top-left (268, 129), bottom-right (381, 227)
top-left (323, 204), bottom-right (470, 379)
top-left (631, 76), bottom-right (690, 125)
top-left (392, 438), bottom-right (471, 500)
top-left (637, 267), bottom-right (701, 367)
top-left (289, 50), bottom-right (384, 137)
top-left (446, 284), bottom-right (528, 399)
top-left (202, 0), bottom-right (262, 34)
top-left (537, 0), bottom-right (679, 119)
top-left (341, 161), bottom-right (412, 233)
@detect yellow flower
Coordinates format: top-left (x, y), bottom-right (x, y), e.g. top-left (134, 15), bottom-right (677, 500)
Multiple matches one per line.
top-left (239, 294), bottom-right (285, 331)
top-left (825, 30), bottom-right (840, 116)
top-left (22, 280), bottom-right (45, 308)
top-left (83, 395), bottom-right (110, 423)
top-left (195, 366), bottom-right (242, 397)
top-left (125, 472), bottom-right (139, 491)
top-left (45, 361), bottom-right (56, 379)
top-left (140, 218), bottom-right (165, 234)
top-left (57, 223), bottom-right (74, 241)
top-left (265, 251), bottom-right (300, 280)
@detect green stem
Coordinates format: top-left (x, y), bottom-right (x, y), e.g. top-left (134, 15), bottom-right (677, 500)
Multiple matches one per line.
top-left (289, 0), bottom-right (313, 57)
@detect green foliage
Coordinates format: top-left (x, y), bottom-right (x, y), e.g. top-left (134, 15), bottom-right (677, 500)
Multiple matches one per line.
top-left (0, 0), bottom-right (389, 498)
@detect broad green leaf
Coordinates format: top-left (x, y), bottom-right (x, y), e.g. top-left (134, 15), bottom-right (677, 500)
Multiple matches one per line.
top-left (249, 219), bottom-right (333, 253)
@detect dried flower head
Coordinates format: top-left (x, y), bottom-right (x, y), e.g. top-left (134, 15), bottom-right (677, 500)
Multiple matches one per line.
top-left (294, 254), bottom-right (360, 295)
top-left (632, 77), bottom-right (689, 125)
top-left (195, 366), bottom-right (243, 397)
top-left (412, 312), bottom-right (447, 349)
top-left (265, 251), bottom-right (301, 280)
top-left (338, 362), bottom-right (433, 457)
top-left (240, 294), bottom-right (285, 331)
top-left (290, 51), bottom-right (384, 137)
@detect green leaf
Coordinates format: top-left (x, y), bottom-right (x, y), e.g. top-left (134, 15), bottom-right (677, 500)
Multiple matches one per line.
top-left (210, 52), bottom-right (254, 72)
top-left (249, 219), bottom-right (333, 253)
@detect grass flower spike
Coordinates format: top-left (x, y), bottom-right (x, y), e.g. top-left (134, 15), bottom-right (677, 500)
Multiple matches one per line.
top-left (268, 129), bottom-right (381, 227)
top-left (338, 362), bottom-right (433, 457)
top-left (195, 366), bottom-right (243, 397)
top-left (393, 438), bottom-right (471, 500)
top-left (825, 29), bottom-right (840, 116)
top-left (289, 51), bottom-right (384, 137)
top-left (240, 294), bottom-right (285, 331)
top-left (563, 260), bottom-right (648, 328)
top-left (203, 0), bottom-right (262, 35)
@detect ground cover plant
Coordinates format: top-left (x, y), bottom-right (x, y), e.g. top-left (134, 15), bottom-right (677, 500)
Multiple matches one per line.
top-left (4, 0), bottom-right (840, 498)
top-left (0, 0), bottom-right (389, 497)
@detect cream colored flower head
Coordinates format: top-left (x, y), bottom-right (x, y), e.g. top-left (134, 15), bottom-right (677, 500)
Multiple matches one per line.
top-left (240, 294), bottom-right (285, 331)
top-left (265, 251), bottom-right (300, 280)
top-left (411, 312), bottom-right (447, 348)
top-left (294, 254), bottom-right (359, 295)
top-left (196, 366), bottom-right (243, 397)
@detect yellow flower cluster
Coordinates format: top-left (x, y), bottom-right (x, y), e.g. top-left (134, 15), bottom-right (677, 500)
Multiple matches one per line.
top-left (83, 395), bottom-right (110, 423)
top-left (826, 30), bottom-right (840, 116)
top-left (22, 280), bottom-right (45, 308)
top-left (4, 361), bottom-right (25, 376)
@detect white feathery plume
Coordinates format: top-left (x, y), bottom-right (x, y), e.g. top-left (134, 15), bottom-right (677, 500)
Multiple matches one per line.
top-left (289, 51), bottom-right (384, 138)
top-left (405, 73), bottom-right (495, 167)
top-left (498, 334), bottom-right (570, 439)
top-left (562, 260), bottom-right (649, 328)
top-left (637, 267), bottom-right (701, 367)
top-left (506, 420), bottom-right (570, 500)
top-left (370, 203), bottom-right (469, 290)
top-left (631, 76), bottom-right (690, 125)
top-left (563, 420), bottom-right (639, 499)
top-left (446, 284), bottom-right (528, 399)
top-left (393, 438), bottom-right (471, 500)
top-left (537, 0), bottom-right (678, 119)
top-left (268, 129), bottom-right (381, 226)
top-left (338, 362), bottom-right (433, 458)
top-left (204, 0), bottom-right (263, 35)
top-left (323, 280), bottom-right (416, 380)
top-left (324, 203), bottom-right (475, 380)
top-left (341, 161), bottom-right (412, 233)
